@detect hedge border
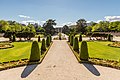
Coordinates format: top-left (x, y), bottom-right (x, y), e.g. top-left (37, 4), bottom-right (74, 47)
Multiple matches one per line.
top-left (67, 41), bottom-right (120, 70)
top-left (0, 42), bottom-right (53, 71)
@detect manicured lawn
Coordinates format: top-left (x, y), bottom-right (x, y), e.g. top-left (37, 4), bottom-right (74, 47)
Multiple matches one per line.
top-left (79, 41), bottom-right (120, 61)
top-left (0, 42), bottom-right (41, 62)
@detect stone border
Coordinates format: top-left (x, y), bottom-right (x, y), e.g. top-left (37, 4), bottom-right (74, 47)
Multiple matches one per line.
top-left (0, 42), bottom-right (53, 71)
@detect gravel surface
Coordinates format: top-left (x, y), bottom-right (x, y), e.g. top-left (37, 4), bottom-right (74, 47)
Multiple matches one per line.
top-left (0, 40), bottom-right (120, 80)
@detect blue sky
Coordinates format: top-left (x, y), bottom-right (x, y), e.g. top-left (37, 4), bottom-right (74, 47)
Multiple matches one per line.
top-left (0, 0), bottom-right (120, 26)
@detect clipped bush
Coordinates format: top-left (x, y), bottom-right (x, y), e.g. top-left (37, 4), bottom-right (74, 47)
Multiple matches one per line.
top-left (68, 35), bottom-right (70, 42)
top-left (41, 39), bottom-right (46, 54)
top-left (46, 35), bottom-right (50, 47)
top-left (49, 35), bottom-right (52, 42)
top-left (80, 41), bottom-right (89, 61)
top-left (38, 36), bottom-right (41, 42)
top-left (12, 34), bottom-right (16, 42)
top-left (30, 41), bottom-right (40, 62)
top-left (108, 34), bottom-right (113, 41)
top-left (73, 37), bottom-right (79, 52)
top-left (79, 34), bottom-right (82, 41)
top-left (70, 35), bottom-right (74, 46)
top-left (58, 33), bottom-right (62, 40)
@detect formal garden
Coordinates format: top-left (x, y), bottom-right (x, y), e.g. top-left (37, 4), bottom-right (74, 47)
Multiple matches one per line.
top-left (1, 18), bottom-right (120, 71)
top-left (68, 32), bottom-right (120, 69)
top-left (0, 19), bottom-right (54, 71)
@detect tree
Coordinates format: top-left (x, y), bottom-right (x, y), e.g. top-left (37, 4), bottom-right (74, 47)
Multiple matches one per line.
top-left (62, 25), bottom-right (70, 34)
top-left (76, 19), bottom-right (87, 33)
top-left (0, 20), bottom-right (9, 32)
top-left (27, 23), bottom-right (36, 33)
top-left (43, 19), bottom-right (56, 35)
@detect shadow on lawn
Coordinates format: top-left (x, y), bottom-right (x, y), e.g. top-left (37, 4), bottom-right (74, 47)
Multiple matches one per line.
top-left (21, 64), bottom-right (38, 78)
top-left (83, 63), bottom-right (100, 76)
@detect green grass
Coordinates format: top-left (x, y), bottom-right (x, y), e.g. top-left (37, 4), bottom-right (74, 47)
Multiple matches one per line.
top-left (0, 42), bottom-right (41, 62)
top-left (79, 41), bottom-right (120, 61)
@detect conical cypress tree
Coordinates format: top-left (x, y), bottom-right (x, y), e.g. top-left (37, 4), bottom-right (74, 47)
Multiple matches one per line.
top-left (38, 36), bottom-right (41, 42)
top-left (41, 39), bottom-right (46, 54)
top-left (46, 35), bottom-right (50, 47)
top-left (79, 34), bottom-right (82, 41)
top-left (68, 35), bottom-right (70, 42)
top-left (108, 34), bottom-right (113, 41)
top-left (30, 41), bottom-right (40, 62)
top-left (73, 37), bottom-right (79, 52)
top-left (70, 35), bottom-right (74, 46)
top-left (80, 41), bottom-right (89, 61)
top-left (12, 34), bottom-right (16, 42)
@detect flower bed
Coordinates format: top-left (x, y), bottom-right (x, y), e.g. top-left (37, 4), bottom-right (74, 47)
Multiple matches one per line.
top-left (0, 43), bottom-right (14, 49)
top-left (108, 41), bottom-right (120, 48)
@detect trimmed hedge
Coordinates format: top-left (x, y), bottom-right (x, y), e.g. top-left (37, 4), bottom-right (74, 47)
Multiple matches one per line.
top-left (12, 34), bottom-right (16, 42)
top-left (79, 34), bottom-right (82, 41)
top-left (73, 37), bottom-right (79, 52)
top-left (108, 34), bottom-right (113, 41)
top-left (30, 41), bottom-right (40, 62)
top-left (68, 35), bottom-right (70, 42)
top-left (38, 36), bottom-right (41, 42)
top-left (70, 35), bottom-right (74, 46)
top-left (80, 41), bottom-right (89, 61)
top-left (41, 39), bottom-right (46, 54)
top-left (46, 35), bottom-right (50, 47)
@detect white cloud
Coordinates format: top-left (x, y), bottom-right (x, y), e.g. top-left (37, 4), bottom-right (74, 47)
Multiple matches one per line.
top-left (20, 20), bottom-right (40, 25)
top-left (62, 22), bottom-right (76, 26)
top-left (18, 15), bottom-right (30, 19)
top-left (105, 16), bottom-right (120, 22)
top-left (96, 20), bottom-right (103, 23)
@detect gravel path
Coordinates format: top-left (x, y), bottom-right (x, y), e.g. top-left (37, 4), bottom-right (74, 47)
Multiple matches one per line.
top-left (0, 40), bottom-right (120, 80)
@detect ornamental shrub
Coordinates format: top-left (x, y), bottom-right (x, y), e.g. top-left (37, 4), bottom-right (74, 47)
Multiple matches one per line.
top-left (12, 34), bottom-right (16, 42)
top-left (30, 41), bottom-right (40, 62)
top-left (70, 35), bottom-right (74, 46)
top-left (46, 35), bottom-right (50, 47)
top-left (108, 34), bottom-right (113, 41)
top-left (79, 34), bottom-right (82, 41)
top-left (68, 35), bottom-right (70, 42)
top-left (41, 39), bottom-right (46, 54)
top-left (80, 41), bottom-right (89, 61)
top-left (73, 37), bottom-right (79, 52)
top-left (38, 36), bottom-right (41, 42)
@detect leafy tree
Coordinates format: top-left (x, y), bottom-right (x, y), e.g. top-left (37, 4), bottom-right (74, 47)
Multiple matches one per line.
top-left (0, 20), bottom-right (9, 32)
top-left (62, 25), bottom-right (70, 34)
top-left (43, 19), bottom-right (56, 35)
top-left (76, 19), bottom-right (87, 33)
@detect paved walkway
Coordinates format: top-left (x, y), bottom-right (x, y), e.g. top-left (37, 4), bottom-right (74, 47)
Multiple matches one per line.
top-left (0, 40), bottom-right (120, 80)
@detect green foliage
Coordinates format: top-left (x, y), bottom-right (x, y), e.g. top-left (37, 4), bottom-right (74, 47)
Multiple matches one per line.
top-left (30, 41), bottom-right (40, 62)
top-left (58, 33), bottom-right (62, 40)
top-left (41, 39), bottom-right (46, 54)
top-left (38, 36), bottom-right (41, 42)
top-left (12, 34), bottom-right (16, 42)
top-left (79, 34), bottom-right (82, 41)
top-left (108, 34), bottom-right (113, 41)
top-left (70, 35), bottom-right (74, 46)
top-left (68, 35), bottom-right (70, 42)
top-left (43, 19), bottom-right (56, 35)
top-left (80, 41), bottom-right (89, 61)
top-left (62, 25), bottom-right (70, 34)
top-left (73, 37), bottom-right (79, 52)
top-left (49, 35), bottom-right (52, 42)
top-left (46, 36), bottom-right (50, 47)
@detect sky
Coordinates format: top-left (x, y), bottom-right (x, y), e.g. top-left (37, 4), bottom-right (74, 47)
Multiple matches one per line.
top-left (0, 0), bottom-right (120, 27)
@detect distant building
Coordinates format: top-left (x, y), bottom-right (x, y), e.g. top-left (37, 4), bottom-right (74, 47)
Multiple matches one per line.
top-left (55, 27), bottom-right (63, 33)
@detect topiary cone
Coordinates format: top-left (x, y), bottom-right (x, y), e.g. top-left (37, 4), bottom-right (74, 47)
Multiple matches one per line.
top-left (79, 34), bottom-right (82, 41)
top-left (73, 37), bottom-right (79, 52)
top-left (46, 35), bottom-right (50, 47)
top-left (38, 36), bottom-right (41, 42)
top-left (80, 41), bottom-right (89, 61)
top-left (70, 35), bottom-right (74, 46)
top-left (30, 41), bottom-right (40, 62)
top-left (41, 39), bottom-right (46, 54)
